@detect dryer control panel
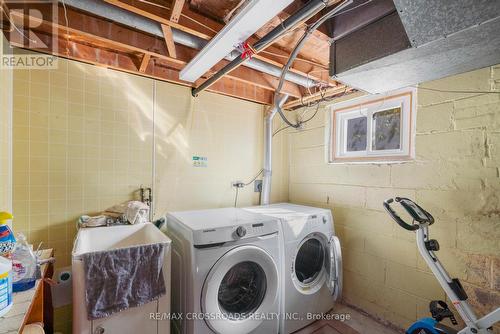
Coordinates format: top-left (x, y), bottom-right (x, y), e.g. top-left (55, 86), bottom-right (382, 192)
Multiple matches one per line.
top-left (193, 219), bottom-right (279, 246)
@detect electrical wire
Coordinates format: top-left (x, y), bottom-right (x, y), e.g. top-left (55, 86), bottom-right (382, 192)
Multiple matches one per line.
top-left (233, 169), bottom-right (264, 207)
top-left (273, 0), bottom-right (354, 128)
top-left (272, 86), bottom-right (351, 137)
top-left (243, 169), bottom-right (264, 186)
top-left (273, 125), bottom-right (291, 137)
top-left (274, 0), bottom-right (378, 124)
top-left (413, 86), bottom-right (500, 94)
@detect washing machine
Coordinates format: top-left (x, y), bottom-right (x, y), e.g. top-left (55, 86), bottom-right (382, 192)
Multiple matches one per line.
top-left (244, 203), bottom-right (342, 334)
top-left (166, 208), bottom-right (281, 334)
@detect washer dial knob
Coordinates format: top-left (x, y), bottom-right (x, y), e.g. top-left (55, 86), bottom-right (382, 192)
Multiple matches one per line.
top-left (236, 226), bottom-right (247, 238)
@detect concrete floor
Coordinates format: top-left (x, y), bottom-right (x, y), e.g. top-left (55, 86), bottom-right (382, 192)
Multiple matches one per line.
top-left (295, 304), bottom-right (402, 334)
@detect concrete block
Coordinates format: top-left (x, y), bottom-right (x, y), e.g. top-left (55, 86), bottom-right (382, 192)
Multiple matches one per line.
top-left (332, 206), bottom-right (394, 237)
top-left (454, 94), bottom-right (500, 110)
top-left (386, 261), bottom-right (445, 301)
top-left (416, 102), bottom-right (453, 133)
top-left (390, 162), bottom-right (455, 190)
top-left (418, 68), bottom-right (491, 107)
top-left (384, 286), bottom-right (418, 324)
top-left (290, 126), bottom-right (326, 149)
top-left (337, 225), bottom-right (365, 253)
top-left (416, 189), bottom-right (485, 221)
top-left (415, 130), bottom-right (485, 161)
top-left (326, 184), bottom-right (366, 208)
top-left (454, 114), bottom-right (496, 130)
top-left (289, 182), bottom-right (329, 204)
top-left (456, 212), bottom-right (500, 256)
top-left (343, 249), bottom-right (386, 284)
top-left (290, 146), bottom-right (325, 167)
top-left (365, 234), bottom-right (418, 267)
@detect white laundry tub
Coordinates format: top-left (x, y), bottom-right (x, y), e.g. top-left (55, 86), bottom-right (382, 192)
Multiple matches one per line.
top-left (72, 223), bottom-right (171, 334)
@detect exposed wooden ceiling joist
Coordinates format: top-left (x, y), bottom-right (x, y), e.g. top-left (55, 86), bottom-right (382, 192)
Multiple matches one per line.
top-left (6, 6), bottom-right (303, 99)
top-left (6, 26), bottom-right (276, 105)
top-left (2, 0), bottom-right (350, 107)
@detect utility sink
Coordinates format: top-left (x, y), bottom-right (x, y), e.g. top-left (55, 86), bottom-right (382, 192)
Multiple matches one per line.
top-left (72, 223), bottom-right (172, 334)
top-left (72, 222), bottom-right (170, 256)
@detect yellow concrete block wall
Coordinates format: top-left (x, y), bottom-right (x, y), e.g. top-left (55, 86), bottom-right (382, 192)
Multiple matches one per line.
top-left (10, 56), bottom-right (289, 332)
top-left (287, 66), bottom-right (500, 330)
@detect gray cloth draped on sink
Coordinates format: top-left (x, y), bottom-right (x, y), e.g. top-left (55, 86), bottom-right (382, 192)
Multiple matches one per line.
top-left (81, 243), bottom-right (166, 320)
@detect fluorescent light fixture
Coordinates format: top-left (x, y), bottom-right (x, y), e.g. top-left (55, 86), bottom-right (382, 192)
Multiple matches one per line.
top-left (179, 0), bottom-right (294, 83)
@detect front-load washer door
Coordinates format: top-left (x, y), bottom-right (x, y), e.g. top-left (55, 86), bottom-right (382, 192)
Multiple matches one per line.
top-left (202, 245), bottom-right (279, 334)
top-left (326, 235), bottom-right (342, 300)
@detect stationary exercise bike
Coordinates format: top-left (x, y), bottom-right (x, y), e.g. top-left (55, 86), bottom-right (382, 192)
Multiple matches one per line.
top-left (384, 197), bottom-right (500, 334)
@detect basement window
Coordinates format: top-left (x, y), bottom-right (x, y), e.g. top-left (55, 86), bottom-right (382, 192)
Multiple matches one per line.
top-left (329, 89), bottom-right (415, 163)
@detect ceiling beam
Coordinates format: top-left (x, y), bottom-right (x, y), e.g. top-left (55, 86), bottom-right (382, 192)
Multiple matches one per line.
top-left (7, 6), bottom-right (302, 98)
top-left (103, 0), bottom-right (212, 40)
top-left (5, 28), bottom-right (276, 105)
top-left (38, 4), bottom-right (302, 97)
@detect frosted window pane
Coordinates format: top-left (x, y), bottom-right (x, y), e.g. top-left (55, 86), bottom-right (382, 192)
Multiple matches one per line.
top-left (346, 116), bottom-right (367, 152)
top-left (372, 107), bottom-right (401, 150)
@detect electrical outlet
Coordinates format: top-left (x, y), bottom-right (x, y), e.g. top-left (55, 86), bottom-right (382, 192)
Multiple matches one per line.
top-left (254, 180), bottom-right (263, 192)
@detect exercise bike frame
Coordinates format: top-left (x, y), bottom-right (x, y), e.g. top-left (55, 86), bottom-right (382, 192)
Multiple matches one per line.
top-left (416, 225), bottom-right (500, 334)
top-left (384, 198), bottom-right (500, 334)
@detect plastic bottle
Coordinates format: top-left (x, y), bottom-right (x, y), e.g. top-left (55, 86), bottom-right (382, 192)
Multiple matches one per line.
top-left (0, 212), bottom-right (16, 258)
top-left (11, 233), bottom-right (37, 292)
top-left (0, 256), bottom-right (13, 317)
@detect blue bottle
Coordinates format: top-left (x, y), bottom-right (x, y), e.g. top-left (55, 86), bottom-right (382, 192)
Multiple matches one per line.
top-left (11, 233), bottom-right (37, 292)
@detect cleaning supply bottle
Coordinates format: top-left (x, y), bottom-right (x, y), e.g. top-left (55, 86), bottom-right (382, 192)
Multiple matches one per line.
top-left (0, 212), bottom-right (16, 258)
top-left (11, 233), bottom-right (37, 292)
top-left (0, 256), bottom-right (13, 316)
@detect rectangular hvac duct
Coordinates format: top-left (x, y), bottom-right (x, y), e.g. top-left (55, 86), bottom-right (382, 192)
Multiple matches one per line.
top-left (329, 0), bottom-right (500, 93)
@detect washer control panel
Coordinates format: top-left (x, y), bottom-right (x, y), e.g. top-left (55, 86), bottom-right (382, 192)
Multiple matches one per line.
top-left (193, 220), bottom-right (278, 246)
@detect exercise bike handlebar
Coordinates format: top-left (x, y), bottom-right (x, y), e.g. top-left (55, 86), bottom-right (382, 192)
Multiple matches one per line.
top-left (383, 197), bottom-right (434, 231)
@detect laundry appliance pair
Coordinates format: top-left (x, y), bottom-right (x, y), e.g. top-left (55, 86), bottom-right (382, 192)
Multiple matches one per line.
top-left (166, 203), bottom-right (342, 334)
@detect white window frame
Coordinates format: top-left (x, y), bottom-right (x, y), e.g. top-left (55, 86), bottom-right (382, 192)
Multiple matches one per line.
top-left (328, 88), bottom-right (416, 164)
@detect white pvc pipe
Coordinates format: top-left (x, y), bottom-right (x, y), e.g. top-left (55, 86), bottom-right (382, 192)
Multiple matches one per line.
top-left (261, 94), bottom-right (288, 205)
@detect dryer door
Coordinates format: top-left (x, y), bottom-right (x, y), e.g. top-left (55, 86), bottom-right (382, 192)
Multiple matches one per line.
top-left (292, 233), bottom-right (328, 294)
top-left (202, 245), bottom-right (279, 334)
top-left (326, 235), bottom-right (342, 300)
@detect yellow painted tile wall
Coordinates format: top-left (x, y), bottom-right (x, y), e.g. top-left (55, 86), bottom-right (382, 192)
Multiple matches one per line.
top-left (152, 81), bottom-right (288, 216)
top-left (11, 55), bottom-right (288, 332)
top-left (12, 59), bottom-right (154, 271)
top-left (0, 35), bottom-right (13, 214)
top-left (287, 66), bottom-right (500, 331)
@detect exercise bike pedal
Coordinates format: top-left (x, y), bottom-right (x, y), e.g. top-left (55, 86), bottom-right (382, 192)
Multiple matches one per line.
top-left (430, 301), bottom-right (458, 325)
